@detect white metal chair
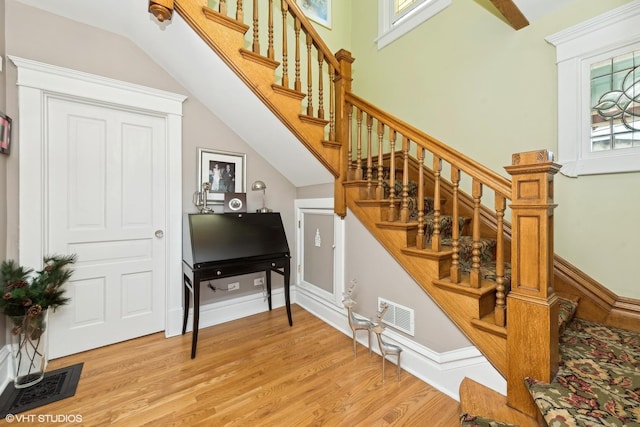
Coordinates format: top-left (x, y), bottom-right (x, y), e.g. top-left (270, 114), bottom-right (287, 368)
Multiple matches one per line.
top-left (342, 280), bottom-right (374, 357)
top-left (372, 302), bottom-right (402, 381)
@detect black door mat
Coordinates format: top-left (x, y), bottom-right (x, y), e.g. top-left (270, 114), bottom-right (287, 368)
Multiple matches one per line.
top-left (0, 363), bottom-right (83, 418)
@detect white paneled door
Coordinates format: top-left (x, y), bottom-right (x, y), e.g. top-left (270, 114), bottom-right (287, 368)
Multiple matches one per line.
top-left (46, 98), bottom-right (167, 358)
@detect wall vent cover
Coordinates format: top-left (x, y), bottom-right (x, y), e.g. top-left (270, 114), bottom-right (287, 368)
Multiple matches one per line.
top-left (377, 297), bottom-right (415, 336)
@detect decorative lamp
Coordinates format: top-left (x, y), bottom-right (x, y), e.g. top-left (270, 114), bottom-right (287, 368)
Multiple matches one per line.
top-left (251, 180), bottom-right (272, 213)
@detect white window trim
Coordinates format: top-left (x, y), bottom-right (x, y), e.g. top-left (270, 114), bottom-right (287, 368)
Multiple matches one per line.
top-left (546, 1), bottom-right (640, 177)
top-left (376, 0), bottom-right (451, 50)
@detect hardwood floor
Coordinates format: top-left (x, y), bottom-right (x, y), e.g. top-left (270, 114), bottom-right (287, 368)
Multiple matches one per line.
top-left (9, 305), bottom-right (461, 426)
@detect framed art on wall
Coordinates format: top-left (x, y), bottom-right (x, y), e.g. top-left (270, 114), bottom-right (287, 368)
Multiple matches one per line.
top-left (0, 112), bottom-right (12, 155)
top-left (197, 148), bottom-right (246, 204)
top-left (297, 0), bottom-right (332, 29)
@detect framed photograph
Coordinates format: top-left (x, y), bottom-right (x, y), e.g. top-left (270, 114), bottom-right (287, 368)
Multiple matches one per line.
top-left (0, 112), bottom-right (12, 155)
top-left (297, 0), bottom-right (332, 29)
top-left (224, 192), bottom-right (247, 213)
top-left (197, 148), bottom-right (246, 204)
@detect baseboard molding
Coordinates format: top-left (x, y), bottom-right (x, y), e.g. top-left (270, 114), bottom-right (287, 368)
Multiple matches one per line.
top-left (0, 345), bottom-right (11, 396)
top-left (163, 284), bottom-right (506, 400)
top-left (294, 286), bottom-right (506, 401)
top-left (170, 288), bottom-right (288, 337)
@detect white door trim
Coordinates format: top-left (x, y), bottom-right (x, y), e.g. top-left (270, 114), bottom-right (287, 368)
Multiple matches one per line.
top-left (294, 198), bottom-right (345, 308)
top-left (9, 56), bottom-right (187, 338)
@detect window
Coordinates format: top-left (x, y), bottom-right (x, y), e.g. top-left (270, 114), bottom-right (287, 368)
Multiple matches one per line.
top-left (394, 0), bottom-right (422, 23)
top-left (546, 2), bottom-right (640, 177)
top-left (376, 0), bottom-right (451, 50)
top-left (590, 50), bottom-right (640, 153)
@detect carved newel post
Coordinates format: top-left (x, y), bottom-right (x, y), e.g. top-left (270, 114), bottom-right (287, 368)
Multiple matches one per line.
top-left (504, 149), bottom-right (561, 416)
top-left (334, 49), bottom-right (355, 218)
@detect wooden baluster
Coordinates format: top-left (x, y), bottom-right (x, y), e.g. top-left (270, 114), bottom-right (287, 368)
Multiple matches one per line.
top-left (294, 17), bottom-right (301, 92)
top-left (252, 0), bottom-right (260, 53)
top-left (400, 137), bottom-right (410, 223)
top-left (494, 195), bottom-right (506, 327)
top-left (470, 180), bottom-right (483, 288)
top-left (305, 33), bottom-right (313, 116)
top-left (267, 0), bottom-right (274, 59)
top-left (450, 167), bottom-right (461, 283)
top-left (317, 52), bottom-right (325, 119)
top-left (416, 147), bottom-right (425, 249)
top-left (347, 106), bottom-right (353, 180)
top-left (387, 129), bottom-right (397, 222)
top-left (328, 64), bottom-right (335, 141)
top-left (355, 109), bottom-right (363, 180)
top-left (366, 114), bottom-right (373, 198)
top-left (219, 0), bottom-right (227, 15)
top-left (280, 1), bottom-right (289, 88)
top-left (236, 0), bottom-right (244, 22)
top-left (376, 121), bottom-right (384, 200)
top-left (430, 156), bottom-right (442, 251)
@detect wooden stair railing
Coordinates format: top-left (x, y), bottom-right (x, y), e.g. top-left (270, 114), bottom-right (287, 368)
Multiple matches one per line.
top-left (345, 93), bottom-right (512, 292)
top-left (149, 0), bottom-right (353, 214)
top-left (147, 0), bottom-right (560, 419)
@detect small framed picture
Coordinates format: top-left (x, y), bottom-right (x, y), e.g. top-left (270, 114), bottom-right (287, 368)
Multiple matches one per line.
top-left (0, 112), bottom-right (12, 155)
top-left (224, 192), bottom-right (247, 213)
top-left (297, 0), bottom-right (332, 29)
top-left (197, 148), bottom-right (246, 204)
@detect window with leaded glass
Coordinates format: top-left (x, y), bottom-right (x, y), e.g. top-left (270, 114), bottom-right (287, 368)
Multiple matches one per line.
top-left (591, 51), bottom-right (640, 153)
top-left (547, 2), bottom-right (640, 176)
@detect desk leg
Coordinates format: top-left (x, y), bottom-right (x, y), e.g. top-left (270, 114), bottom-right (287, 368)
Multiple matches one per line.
top-left (266, 270), bottom-right (273, 311)
top-left (182, 274), bottom-right (190, 335)
top-left (191, 276), bottom-right (200, 359)
top-left (285, 263), bottom-right (292, 326)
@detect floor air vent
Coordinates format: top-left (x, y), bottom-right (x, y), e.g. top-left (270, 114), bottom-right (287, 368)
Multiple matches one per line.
top-left (377, 297), bottom-right (415, 336)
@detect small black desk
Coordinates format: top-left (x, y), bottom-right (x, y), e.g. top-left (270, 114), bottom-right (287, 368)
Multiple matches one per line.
top-left (181, 255), bottom-right (292, 359)
top-left (181, 212), bottom-right (293, 359)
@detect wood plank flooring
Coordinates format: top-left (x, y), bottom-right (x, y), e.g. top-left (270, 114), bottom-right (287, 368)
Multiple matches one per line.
top-left (11, 305), bottom-right (461, 426)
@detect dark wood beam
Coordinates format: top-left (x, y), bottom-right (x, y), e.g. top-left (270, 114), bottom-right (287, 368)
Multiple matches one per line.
top-left (489, 0), bottom-right (529, 30)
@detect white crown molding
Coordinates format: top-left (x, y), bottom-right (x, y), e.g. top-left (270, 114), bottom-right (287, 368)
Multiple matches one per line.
top-left (546, 0), bottom-right (640, 62)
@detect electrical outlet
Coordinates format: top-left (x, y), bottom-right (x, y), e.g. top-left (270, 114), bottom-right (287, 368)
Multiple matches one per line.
top-left (228, 282), bottom-right (240, 291)
top-left (254, 278), bottom-right (264, 287)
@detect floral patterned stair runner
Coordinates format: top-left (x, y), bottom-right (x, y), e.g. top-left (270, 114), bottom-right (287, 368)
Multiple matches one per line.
top-left (526, 317), bottom-right (640, 426)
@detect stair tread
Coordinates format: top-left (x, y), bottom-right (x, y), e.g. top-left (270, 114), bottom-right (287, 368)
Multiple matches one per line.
top-left (434, 275), bottom-right (498, 294)
top-left (402, 245), bottom-right (453, 259)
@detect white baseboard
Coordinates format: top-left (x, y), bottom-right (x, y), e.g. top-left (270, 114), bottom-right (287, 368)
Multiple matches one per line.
top-left (294, 286), bottom-right (506, 401)
top-left (0, 344), bottom-right (11, 396)
top-left (167, 287), bottom-right (288, 338)
top-left (163, 284), bottom-right (506, 400)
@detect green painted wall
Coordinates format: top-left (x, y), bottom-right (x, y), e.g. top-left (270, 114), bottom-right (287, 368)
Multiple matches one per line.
top-left (344, 0), bottom-right (639, 298)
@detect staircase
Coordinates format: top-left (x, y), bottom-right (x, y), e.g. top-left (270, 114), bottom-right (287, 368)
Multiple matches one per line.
top-left (148, 1), bottom-right (640, 424)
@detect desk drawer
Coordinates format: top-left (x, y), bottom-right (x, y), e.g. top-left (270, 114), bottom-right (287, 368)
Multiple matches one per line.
top-left (194, 259), bottom-right (288, 282)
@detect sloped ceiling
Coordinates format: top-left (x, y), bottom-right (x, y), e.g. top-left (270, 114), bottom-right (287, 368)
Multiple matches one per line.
top-left (12, 0), bottom-right (334, 188)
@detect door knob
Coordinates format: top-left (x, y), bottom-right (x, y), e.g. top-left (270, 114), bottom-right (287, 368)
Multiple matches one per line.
top-left (155, 230), bottom-right (164, 238)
